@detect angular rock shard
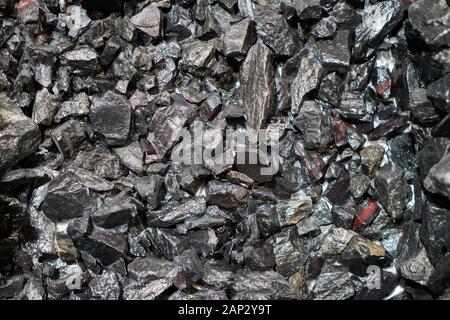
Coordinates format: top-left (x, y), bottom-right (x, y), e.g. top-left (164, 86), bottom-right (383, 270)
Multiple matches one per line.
top-left (239, 43), bottom-right (275, 129)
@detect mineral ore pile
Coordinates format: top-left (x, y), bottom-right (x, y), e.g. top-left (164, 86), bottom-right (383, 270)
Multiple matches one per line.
top-left (1, 0), bottom-right (450, 300)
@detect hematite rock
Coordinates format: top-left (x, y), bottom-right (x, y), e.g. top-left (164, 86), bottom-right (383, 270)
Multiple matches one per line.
top-left (432, 113), bottom-right (450, 137)
top-left (318, 225), bottom-right (356, 257)
top-left (60, 46), bottom-right (98, 75)
top-left (312, 17), bottom-right (337, 40)
top-left (387, 134), bottom-right (417, 181)
top-left (74, 150), bottom-right (123, 179)
top-left (206, 180), bottom-right (248, 210)
top-left (340, 235), bottom-right (388, 276)
top-left (199, 92), bottom-right (222, 121)
top-left (360, 145), bottom-right (384, 177)
top-left (420, 200), bottom-right (450, 266)
top-left (240, 43), bottom-right (275, 130)
top-left (128, 256), bottom-right (181, 284)
top-left (180, 204), bottom-right (230, 230)
top-left (408, 0), bottom-right (450, 49)
top-left (395, 221), bottom-right (434, 286)
top-left (41, 172), bottom-right (99, 221)
top-left (147, 228), bottom-right (188, 260)
top-left (32, 89), bottom-right (58, 126)
top-left (315, 30), bottom-right (350, 73)
top-left (89, 271), bottom-right (121, 300)
top-left (291, 55), bottom-right (323, 115)
top-left (329, 0), bottom-right (361, 30)
top-left (134, 174), bottom-right (166, 210)
top-left (146, 197), bottom-right (206, 227)
top-left (148, 94), bottom-right (195, 160)
top-left (427, 253), bottom-right (450, 296)
top-left (55, 92), bottom-right (90, 123)
top-left (353, 0), bottom-right (405, 59)
top-left (255, 10), bottom-right (301, 57)
top-left (131, 4), bottom-right (163, 40)
top-left (270, 227), bottom-right (308, 277)
top-left (311, 262), bottom-right (355, 300)
top-left (174, 249), bottom-right (204, 288)
top-left (189, 229), bottom-right (218, 257)
top-left (71, 226), bottom-right (127, 266)
top-left (338, 91), bottom-right (373, 122)
top-left (0, 107), bottom-right (41, 172)
top-left (331, 201), bottom-right (357, 229)
top-left (114, 142), bottom-right (144, 175)
top-left (427, 73), bottom-right (450, 113)
top-left (243, 242), bottom-right (276, 271)
top-left (90, 91), bottom-right (131, 146)
top-left (374, 164), bottom-right (407, 220)
top-left (417, 138), bottom-right (450, 183)
top-left (318, 72), bottom-right (344, 107)
top-left (0, 167), bottom-right (54, 192)
top-left (368, 116), bottom-right (408, 141)
top-left (122, 278), bottom-right (172, 300)
top-left (179, 39), bottom-right (216, 78)
top-left (294, 100), bottom-right (333, 151)
top-left (231, 270), bottom-right (300, 299)
top-left (166, 5), bottom-right (192, 40)
top-left (223, 18), bottom-right (256, 60)
top-left (424, 152), bottom-right (450, 199)
top-left (325, 165), bottom-right (350, 205)
top-left (51, 120), bottom-right (86, 158)
top-left (91, 192), bottom-right (141, 229)
top-left (282, 0), bottom-right (324, 21)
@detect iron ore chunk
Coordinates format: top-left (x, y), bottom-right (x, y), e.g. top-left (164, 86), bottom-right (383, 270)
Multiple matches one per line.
top-left (311, 262), bottom-right (355, 300)
top-left (131, 4), bottom-right (163, 40)
top-left (206, 180), bottom-right (248, 210)
top-left (51, 120), bottom-right (86, 159)
top-left (408, 0), bottom-right (450, 49)
top-left (42, 172), bottom-right (99, 222)
top-left (374, 164), bottom-right (407, 220)
top-left (32, 89), bottom-right (58, 126)
top-left (315, 30), bottom-right (350, 73)
top-left (294, 100), bottom-right (333, 151)
top-left (72, 226), bottom-right (128, 266)
top-left (134, 174), bottom-right (166, 210)
top-left (424, 152), bottom-right (450, 199)
top-left (427, 73), bottom-right (450, 113)
top-left (340, 235), bottom-right (388, 276)
top-left (231, 270), bottom-right (300, 299)
top-left (146, 197), bottom-right (206, 227)
top-left (353, 0), bottom-right (405, 59)
top-left (90, 91), bottom-right (131, 146)
top-left (179, 39), bottom-right (216, 78)
top-left (223, 18), bottom-right (256, 59)
top-left (148, 94), bottom-right (194, 160)
top-left (290, 55), bottom-right (323, 115)
top-left (114, 142), bottom-right (144, 175)
top-left (255, 10), bottom-right (301, 57)
top-left (0, 107), bottom-right (41, 172)
top-left (60, 46), bottom-right (99, 75)
top-left (74, 150), bottom-right (123, 179)
top-left (239, 43), bottom-right (275, 130)
top-left (395, 221), bottom-right (434, 286)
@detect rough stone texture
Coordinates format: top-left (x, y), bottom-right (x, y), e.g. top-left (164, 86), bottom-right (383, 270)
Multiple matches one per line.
top-left (424, 152), bottom-right (450, 199)
top-left (223, 18), bottom-right (256, 59)
top-left (0, 108), bottom-right (41, 172)
top-left (131, 4), bottom-right (162, 39)
top-left (240, 43), bottom-right (275, 130)
top-left (1, 0), bottom-right (449, 301)
top-left (290, 55), bottom-right (323, 115)
top-left (90, 91), bottom-right (131, 146)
